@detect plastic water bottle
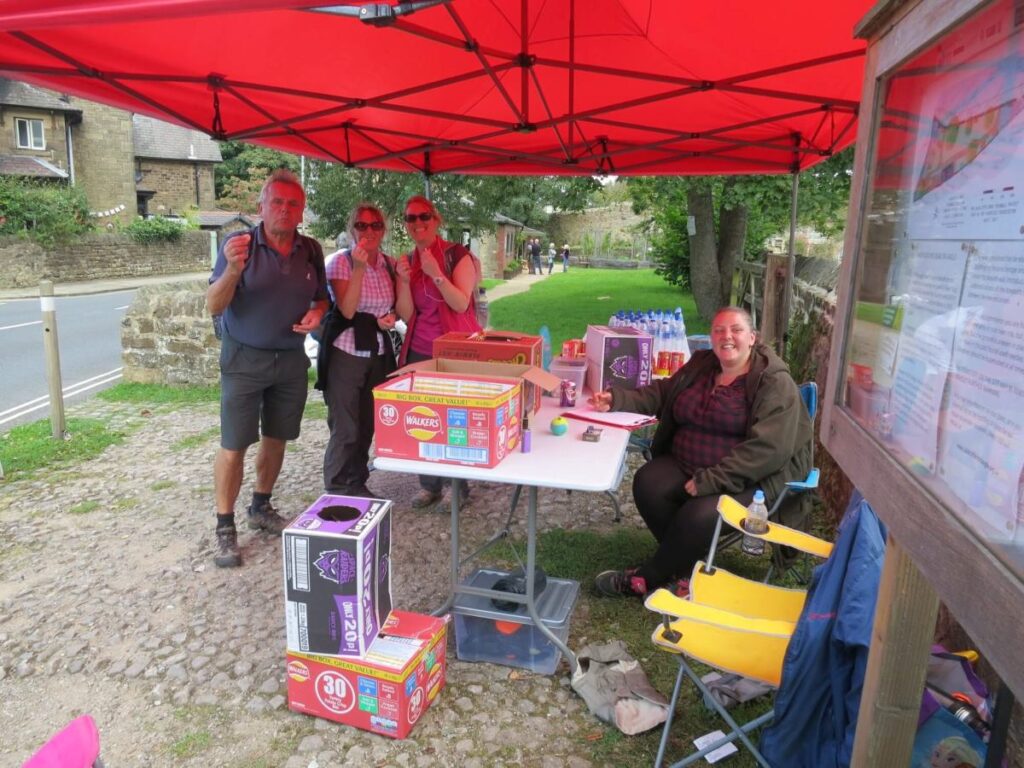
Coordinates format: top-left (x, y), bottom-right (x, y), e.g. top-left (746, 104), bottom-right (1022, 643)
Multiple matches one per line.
top-left (674, 308), bottom-right (691, 359)
top-left (741, 490), bottom-right (768, 556)
top-left (477, 286), bottom-right (489, 329)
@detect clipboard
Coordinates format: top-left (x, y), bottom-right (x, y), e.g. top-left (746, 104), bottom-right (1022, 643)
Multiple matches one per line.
top-left (562, 410), bottom-right (657, 430)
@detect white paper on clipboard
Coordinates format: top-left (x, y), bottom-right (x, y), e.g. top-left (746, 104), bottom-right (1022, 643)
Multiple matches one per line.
top-left (562, 410), bottom-right (657, 430)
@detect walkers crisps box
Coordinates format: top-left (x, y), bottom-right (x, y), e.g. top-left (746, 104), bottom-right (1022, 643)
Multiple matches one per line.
top-left (433, 331), bottom-right (543, 368)
top-left (283, 495), bottom-right (393, 657)
top-left (373, 361), bottom-right (560, 468)
top-left (287, 610), bottom-right (447, 739)
top-left (585, 325), bottom-right (654, 393)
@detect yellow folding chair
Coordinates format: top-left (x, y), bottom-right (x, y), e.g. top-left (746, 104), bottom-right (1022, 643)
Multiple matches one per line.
top-left (644, 494), bottom-right (833, 768)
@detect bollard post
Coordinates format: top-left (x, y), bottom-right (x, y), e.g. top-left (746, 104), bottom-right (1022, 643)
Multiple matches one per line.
top-left (39, 280), bottom-right (66, 439)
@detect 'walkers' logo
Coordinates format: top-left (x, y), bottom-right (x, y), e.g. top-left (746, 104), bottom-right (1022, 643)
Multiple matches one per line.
top-left (404, 406), bottom-right (442, 441)
top-left (315, 548), bottom-right (356, 585)
top-left (287, 660), bottom-right (310, 682)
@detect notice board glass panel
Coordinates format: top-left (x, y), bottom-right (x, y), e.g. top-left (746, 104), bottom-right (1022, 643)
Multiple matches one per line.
top-left (844, 0), bottom-right (1024, 575)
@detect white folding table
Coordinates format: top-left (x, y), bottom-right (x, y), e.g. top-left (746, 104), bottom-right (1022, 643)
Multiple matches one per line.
top-left (374, 399), bottom-right (631, 672)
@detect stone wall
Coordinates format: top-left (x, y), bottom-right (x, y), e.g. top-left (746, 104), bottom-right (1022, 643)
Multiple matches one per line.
top-left (120, 279), bottom-right (220, 385)
top-left (0, 105), bottom-right (72, 174)
top-left (0, 230), bottom-right (211, 289)
top-left (547, 202), bottom-right (653, 262)
top-left (72, 99), bottom-right (136, 225)
top-left (137, 159), bottom-right (217, 214)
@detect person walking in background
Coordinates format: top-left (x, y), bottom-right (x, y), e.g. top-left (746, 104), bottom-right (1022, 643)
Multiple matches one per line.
top-left (588, 306), bottom-right (811, 597)
top-left (562, 243), bottom-right (571, 271)
top-left (206, 169), bottom-right (328, 568)
top-left (547, 242), bottom-right (556, 274)
top-left (319, 203), bottom-right (398, 499)
top-left (530, 238), bottom-right (542, 275)
top-left (395, 195), bottom-right (482, 509)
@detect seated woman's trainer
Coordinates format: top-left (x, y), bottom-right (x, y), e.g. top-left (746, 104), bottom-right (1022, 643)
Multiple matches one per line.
top-left (588, 306), bottom-right (812, 598)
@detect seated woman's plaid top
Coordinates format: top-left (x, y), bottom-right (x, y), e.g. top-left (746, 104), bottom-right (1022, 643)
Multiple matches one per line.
top-left (670, 371), bottom-right (750, 478)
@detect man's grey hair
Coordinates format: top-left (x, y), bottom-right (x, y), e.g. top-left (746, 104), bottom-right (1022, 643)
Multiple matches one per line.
top-left (259, 168), bottom-right (304, 206)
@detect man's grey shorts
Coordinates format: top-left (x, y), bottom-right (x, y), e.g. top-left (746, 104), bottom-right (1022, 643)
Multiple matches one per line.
top-left (219, 333), bottom-right (310, 451)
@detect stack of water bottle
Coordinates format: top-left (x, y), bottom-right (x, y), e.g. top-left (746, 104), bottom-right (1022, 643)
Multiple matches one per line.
top-left (606, 307), bottom-right (691, 376)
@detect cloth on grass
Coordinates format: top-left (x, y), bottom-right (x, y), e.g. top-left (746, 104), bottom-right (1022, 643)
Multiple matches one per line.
top-left (571, 640), bottom-right (669, 735)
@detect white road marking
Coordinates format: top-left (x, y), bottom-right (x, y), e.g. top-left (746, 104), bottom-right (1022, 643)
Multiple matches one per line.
top-left (0, 367), bottom-right (123, 426)
top-left (0, 320), bottom-right (43, 331)
top-left (114, 305), bottom-right (130, 310)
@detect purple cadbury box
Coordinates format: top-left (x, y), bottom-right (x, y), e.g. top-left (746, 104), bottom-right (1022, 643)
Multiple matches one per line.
top-left (585, 325), bottom-right (654, 392)
top-left (283, 494), bottom-right (393, 657)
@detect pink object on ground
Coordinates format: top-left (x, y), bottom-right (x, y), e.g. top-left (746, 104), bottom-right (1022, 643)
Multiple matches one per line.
top-left (22, 715), bottom-right (101, 768)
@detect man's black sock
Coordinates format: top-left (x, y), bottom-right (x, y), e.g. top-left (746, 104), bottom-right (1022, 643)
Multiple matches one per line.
top-left (251, 491), bottom-right (272, 510)
top-left (216, 513), bottom-right (235, 530)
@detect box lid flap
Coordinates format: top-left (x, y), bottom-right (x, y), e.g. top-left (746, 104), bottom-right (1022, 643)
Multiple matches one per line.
top-left (391, 358), bottom-right (558, 390)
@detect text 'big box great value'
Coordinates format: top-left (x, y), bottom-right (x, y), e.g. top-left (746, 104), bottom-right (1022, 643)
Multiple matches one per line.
top-left (287, 610), bottom-right (447, 740)
top-left (283, 495), bottom-right (393, 657)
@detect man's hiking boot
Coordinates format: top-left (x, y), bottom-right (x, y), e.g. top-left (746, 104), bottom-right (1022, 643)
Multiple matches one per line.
top-left (247, 499), bottom-right (290, 534)
top-left (594, 567), bottom-right (648, 598)
top-left (214, 527), bottom-right (242, 568)
top-left (443, 482), bottom-right (470, 508)
top-left (410, 489), bottom-right (443, 509)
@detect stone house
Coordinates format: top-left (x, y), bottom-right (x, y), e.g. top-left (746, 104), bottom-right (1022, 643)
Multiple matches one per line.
top-left (467, 213), bottom-right (544, 278)
top-left (0, 77), bottom-right (221, 224)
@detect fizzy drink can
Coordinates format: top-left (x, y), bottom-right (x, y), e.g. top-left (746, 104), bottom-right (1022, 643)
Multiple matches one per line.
top-left (559, 379), bottom-right (577, 407)
top-left (670, 351), bottom-right (686, 373)
top-left (656, 351), bottom-right (671, 376)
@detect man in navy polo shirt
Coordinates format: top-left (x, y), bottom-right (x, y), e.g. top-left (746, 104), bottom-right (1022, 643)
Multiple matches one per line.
top-left (207, 169), bottom-right (328, 567)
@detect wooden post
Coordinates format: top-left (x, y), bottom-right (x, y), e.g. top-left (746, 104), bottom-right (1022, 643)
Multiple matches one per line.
top-left (851, 537), bottom-right (939, 768)
top-left (761, 254), bottom-right (788, 354)
top-left (39, 280), bottom-right (67, 439)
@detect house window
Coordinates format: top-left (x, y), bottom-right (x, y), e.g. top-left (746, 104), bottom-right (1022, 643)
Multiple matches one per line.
top-left (15, 118), bottom-right (45, 150)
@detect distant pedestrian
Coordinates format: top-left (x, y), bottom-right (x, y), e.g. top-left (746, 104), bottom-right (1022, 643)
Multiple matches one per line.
top-left (530, 238), bottom-right (542, 274)
top-left (562, 243), bottom-right (571, 272)
top-left (547, 242), bottom-right (556, 274)
top-left (206, 169), bottom-right (329, 568)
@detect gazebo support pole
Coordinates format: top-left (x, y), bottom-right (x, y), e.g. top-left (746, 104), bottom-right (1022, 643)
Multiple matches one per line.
top-left (780, 169), bottom-right (799, 356)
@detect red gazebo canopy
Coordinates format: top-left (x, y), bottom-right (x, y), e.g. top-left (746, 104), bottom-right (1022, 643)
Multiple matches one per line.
top-left (0, 0), bottom-right (872, 176)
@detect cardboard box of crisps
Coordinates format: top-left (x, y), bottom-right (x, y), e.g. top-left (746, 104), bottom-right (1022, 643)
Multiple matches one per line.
top-left (372, 360), bottom-right (560, 469)
top-left (433, 331), bottom-right (542, 367)
top-left (287, 610), bottom-right (447, 739)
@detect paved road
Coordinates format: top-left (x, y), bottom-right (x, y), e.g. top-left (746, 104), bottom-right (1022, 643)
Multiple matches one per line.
top-left (0, 289), bottom-right (135, 431)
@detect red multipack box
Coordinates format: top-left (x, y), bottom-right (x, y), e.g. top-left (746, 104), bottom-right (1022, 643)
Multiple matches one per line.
top-left (373, 368), bottom-right (521, 468)
top-left (373, 360), bottom-right (560, 469)
top-left (287, 610), bottom-right (447, 740)
top-left (433, 331), bottom-right (543, 368)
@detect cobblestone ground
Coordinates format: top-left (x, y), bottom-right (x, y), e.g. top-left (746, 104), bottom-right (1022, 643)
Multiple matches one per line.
top-left (0, 398), bottom-right (644, 767)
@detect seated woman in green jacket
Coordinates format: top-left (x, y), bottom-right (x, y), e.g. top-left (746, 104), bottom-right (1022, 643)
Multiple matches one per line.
top-left (587, 306), bottom-right (812, 598)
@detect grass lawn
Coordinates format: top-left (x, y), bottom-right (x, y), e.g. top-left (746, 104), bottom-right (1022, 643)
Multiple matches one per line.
top-left (488, 268), bottom-right (706, 351)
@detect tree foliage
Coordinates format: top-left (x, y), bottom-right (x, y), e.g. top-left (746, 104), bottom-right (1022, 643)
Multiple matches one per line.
top-left (0, 177), bottom-right (93, 247)
top-left (214, 140), bottom-right (300, 211)
top-left (305, 163), bottom-right (598, 242)
top-left (626, 148), bottom-right (853, 318)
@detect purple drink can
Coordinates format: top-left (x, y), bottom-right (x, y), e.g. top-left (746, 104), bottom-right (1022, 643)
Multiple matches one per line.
top-left (559, 379), bottom-right (577, 407)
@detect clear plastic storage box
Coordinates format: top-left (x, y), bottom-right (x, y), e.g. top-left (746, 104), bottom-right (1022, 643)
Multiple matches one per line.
top-left (453, 568), bottom-right (580, 675)
top-left (548, 356), bottom-right (588, 402)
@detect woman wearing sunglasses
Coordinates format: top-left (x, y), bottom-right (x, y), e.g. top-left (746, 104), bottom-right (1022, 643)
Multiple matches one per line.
top-left (395, 194), bottom-right (482, 509)
top-left (320, 203), bottom-right (399, 498)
